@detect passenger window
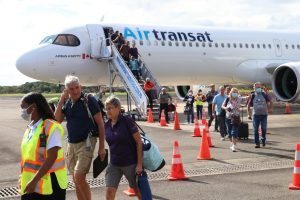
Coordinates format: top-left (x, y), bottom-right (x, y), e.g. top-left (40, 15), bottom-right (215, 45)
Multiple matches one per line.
top-left (221, 43), bottom-right (225, 48)
top-left (285, 44), bottom-right (288, 49)
top-left (268, 44), bottom-right (272, 49)
top-left (175, 41), bottom-right (179, 46)
top-left (208, 43), bottom-right (212, 47)
top-left (257, 44), bottom-right (260, 48)
top-left (245, 44), bottom-right (249, 48)
top-left (292, 44), bottom-right (295, 49)
top-left (202, 42), bottom-right (205, 47)
top-left (215, 43), bottom-right (218, 48)
top-left (169, 41), bottom-right (172, 46)
top-left (182, 42), bottom-right (186, 47)
top-left (233, 43), bottom-right (237, 48)
top-left (161, 41), bottom-right (165, 46)
top-left (139, 40), bottom-right (143, 46)
top-left (239, 43), bottom-right (243, 48)
top-left (195, 42), bottom-right (199, 47)
top-left (297, 44), bottom-right (300, 49)
top-left (227, 43), bottom-right (231, 48)
top-left (262, 44), bottom-right (266, 49)
top-left (251, 44), bottom-right (254, 48)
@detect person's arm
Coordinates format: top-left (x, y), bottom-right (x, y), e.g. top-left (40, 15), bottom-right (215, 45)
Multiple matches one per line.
top-left (54, 89), bottom-right (69, 123)
top-left (132, 132), bottom-right (142, 175)
top-left (93, 112), bottom-right (106, 161)
top-left (24, 147), bottom-right (59, 193)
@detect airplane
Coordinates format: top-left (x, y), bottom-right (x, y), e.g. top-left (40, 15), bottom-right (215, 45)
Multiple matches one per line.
top-left (16, 23), bottom-right (300, 104)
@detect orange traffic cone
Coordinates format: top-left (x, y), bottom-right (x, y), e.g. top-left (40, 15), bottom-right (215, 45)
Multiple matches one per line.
top-left (285, 103), bottom-right (291, 114)
top-left (191, 116), bottom-right (201, 137)
top-left (123, 187), bottom-right (136, 196)
top-left (289, 144), bottom-right (300, 190)
top-left (201, 109), bottom-right (206, 125)
top-left (160, 109), bottom-right (167, 126)
top-left (197, 128), bottom-right (212, 160)
top-left (204, 122), bottom-right (210, 134)
top-left (147, 108), bottom-right (154, 123)
top-left (206, 128), bottom-right (214, 147)
top-left (168, 141), bottom-right (188, 180)
top-left (173, 111), bottom-right (181, 130)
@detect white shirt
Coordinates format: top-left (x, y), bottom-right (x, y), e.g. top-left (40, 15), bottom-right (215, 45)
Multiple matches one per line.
top-left (27, 119), bottom-right (62, 150)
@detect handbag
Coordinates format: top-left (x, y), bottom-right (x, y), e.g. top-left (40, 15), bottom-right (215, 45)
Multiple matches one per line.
top-left (138, 170), bottom-right (153, 200)
top-left (230, 113), bottom-right (241, 125)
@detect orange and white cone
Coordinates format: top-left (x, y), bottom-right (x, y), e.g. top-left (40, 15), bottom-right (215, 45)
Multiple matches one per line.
top-left (173, 111), bottom-right (181, 130)
top-left (289, 144), bottom-right (300, 190)
top-left (206, 128), bottom-right (214, 147)
top-left (191, 116), bottom-right (201, 137)
top-left (168, 141), bottom-right (188, 180)
top-left (197, 128), bottom-right (212, 160)
top-left (160, 109), bottom-right (167, 126)
top-left (123, 187), bottom-right (136, 196)
top-left (285, 103), bottom-right (291, 114)
top-left (147, 108), bottom-right (154, 123)
top-left (201, 109), bottom-right (206, 125)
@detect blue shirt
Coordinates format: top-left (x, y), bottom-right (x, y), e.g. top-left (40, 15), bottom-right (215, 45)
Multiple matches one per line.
top-left (62, 94), bottom-right (100, 143)
top-left (212, 94), bottom-right (227, 115)
top-left (105, 115), bottom-right (138, 166)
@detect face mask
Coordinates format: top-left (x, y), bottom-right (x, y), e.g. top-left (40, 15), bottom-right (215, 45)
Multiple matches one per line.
top-left (20, 104), bottom-right (33, 121)
top-left (231, 93), bottom-right (238, 98)
top-left (255, 88), bottom-right (262, 93)
top-left (188, 92), bottom-right (193, 96)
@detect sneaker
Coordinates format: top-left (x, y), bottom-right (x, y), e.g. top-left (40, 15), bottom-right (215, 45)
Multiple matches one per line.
top-left (220, 137), bottom-right (225, 141)
top-left (230, 145), bottom-right (237, 152)
top-left (255, 144), bottom-right (260, 148)
top-left (247, 115), bottom-right (252, 120)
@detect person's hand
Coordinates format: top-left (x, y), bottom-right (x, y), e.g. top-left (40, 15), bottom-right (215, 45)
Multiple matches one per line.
top-left (60, 89), bottom-right (69, 101)
top-left (136, 163), bottom-right (143, 175)
top-left (98, 147), bottom-right (106, 161)
top-left (24, 179), bottom-right (38, 194)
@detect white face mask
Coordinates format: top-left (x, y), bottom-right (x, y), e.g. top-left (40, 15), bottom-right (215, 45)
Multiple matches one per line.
top-left (20, 104), bottom-right (33, 121)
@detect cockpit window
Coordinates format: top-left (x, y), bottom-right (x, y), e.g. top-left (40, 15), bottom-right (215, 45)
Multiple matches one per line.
top-left (53, 34), bottom-right (80, 46)
top-left (39, 35), bottom-right (57, 44)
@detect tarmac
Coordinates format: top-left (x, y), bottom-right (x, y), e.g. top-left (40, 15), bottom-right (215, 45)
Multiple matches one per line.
top-left (0, 96), bottom-right (300, 199)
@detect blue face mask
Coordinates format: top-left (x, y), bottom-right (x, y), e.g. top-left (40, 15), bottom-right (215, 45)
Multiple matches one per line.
top-left (255, 88), bottom-right (262, 93)
top-left (231, 93), bottom-right (238, 98)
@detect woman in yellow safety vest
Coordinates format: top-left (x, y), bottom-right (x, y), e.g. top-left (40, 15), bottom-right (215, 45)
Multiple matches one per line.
top-left (19, 92), bottom-right (67, 200)
top-left (194, 89), bottom-right (206, 120)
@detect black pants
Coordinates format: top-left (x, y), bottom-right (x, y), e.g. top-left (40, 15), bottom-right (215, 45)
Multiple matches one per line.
top-left (159, 103), bottom-right (169, 123)
top-left (216, 115), bottom-right (226, 137)
top-left (196, 105), bottom-right (203, 120)
top-left (146, 91), bottom-right (153, 109)
top-left (208, 104), bottom-right (218, 130)
top-left (21, 173), bottom-right (66, 200)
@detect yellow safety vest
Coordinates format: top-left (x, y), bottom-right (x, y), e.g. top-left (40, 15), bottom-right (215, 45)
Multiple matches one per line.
top-left (195, 94), bottom-right (204, 106)
top-left (20, 119), bottom-right (67, 195)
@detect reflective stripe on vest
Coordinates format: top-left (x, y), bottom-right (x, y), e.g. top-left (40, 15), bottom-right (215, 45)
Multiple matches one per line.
top-left (23, 159), bottom-right (65, 172)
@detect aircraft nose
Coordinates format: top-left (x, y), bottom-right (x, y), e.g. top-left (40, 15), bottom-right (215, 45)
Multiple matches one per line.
top-left (16, 50), bottom-right (37, 76)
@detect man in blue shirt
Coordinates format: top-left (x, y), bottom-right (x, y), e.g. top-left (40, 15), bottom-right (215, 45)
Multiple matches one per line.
top-left (55, 75), bottom-right (106, 200)
top-left (212, 86), bottom-right (227, 140)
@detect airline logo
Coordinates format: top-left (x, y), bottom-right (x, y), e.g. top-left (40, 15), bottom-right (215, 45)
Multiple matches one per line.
top-left (123, 27), bottom-right (213, 42)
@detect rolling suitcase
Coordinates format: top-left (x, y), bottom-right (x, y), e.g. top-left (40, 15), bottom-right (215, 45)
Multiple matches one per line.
top-left (238, 106), bottom-right (249, 140)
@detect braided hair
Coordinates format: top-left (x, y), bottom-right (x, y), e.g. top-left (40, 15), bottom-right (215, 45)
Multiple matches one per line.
top-left (21, 92), bottom-right (55, 120)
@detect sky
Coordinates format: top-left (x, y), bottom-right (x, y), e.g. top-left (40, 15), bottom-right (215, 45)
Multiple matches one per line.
top-left (1, 0), bottom-right (300, 86)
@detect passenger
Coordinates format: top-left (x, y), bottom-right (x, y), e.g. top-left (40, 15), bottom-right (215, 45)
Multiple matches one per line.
top-left (183, 89), bottom-right (195, 124)
top-left (194, 89), bottom-right (206, 120)
top-left (247, 82), bottom-right (273, 148)
top-left (225, 86), bottom-right (231, 96)
top-left (111, 30), bottom-right (119, 44)
top-left (222, 88), bottom-right (248, 152)
top-left (104, 96), bottom-right (142, 200)
top-left (54, 75), bottom-right (106, 200)
top-left (158, 88), bottom-right (172, 123)
top-left (19, 92), bottom-right (67, 200)
top-left (206, 84), bottom-right (219, 131)
top-left (120, 41), bottom-right (130, 63)
top-left (116, 33), bottom-right (125, 50)
top-left (212, 86), bottom-right (227, 140)
top-left (129, 56), bottom-right (140, 82)
top-left (129, 42), bottom-right (139, 59)
top-left (144, 77), bottom-right (155, 109)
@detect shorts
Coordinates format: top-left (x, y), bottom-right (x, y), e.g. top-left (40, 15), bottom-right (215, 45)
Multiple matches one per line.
top-left (66, 136), bottom-right (97, 174)
top-left (105, 163), bottom-right (137, 188)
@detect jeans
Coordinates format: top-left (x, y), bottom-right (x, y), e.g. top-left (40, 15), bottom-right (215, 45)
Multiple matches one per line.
top-left (187, 107), bottom-right (194, 123)
top-left (196, 105), bottom-right (203, 120)
top-left (216, 115), bottom-right (226, 137)
top-left (225, 118), bottom-right (238, 138)
top-left (253, 114), bottom-right (267, 145)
